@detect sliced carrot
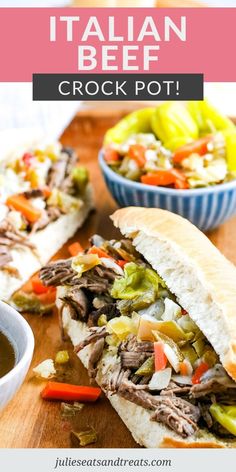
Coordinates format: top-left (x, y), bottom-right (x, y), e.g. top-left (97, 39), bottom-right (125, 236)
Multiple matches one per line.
top-left (128, 144), bottom-right (146, 167)
top-left (154, 342), bottom-right (167, 371)
top-left (22, 152), bottom-right (33, 166)
top-left (104, 147), bottom-right (120, 163)
top-left (173, 136), bottom-right (212, 164)
top-left (192, 362), bottom-right (209, 385)
top-left (38, 290), bottom-right (56, 305)
top-left (117, 260), bottom-right (127, 269)
top-left (141, 169), bottom-right (188, 189)
top-left (32, 274), bottom-right (50, 295)
top-left (42, 186), bottom-right (52, 198)
top-left (68, 241), bottom-right (83, 257)
top-left (179, 361), bottom-right (189, 376)
top-left (88, 246), bottom-right (111, 259)
top-left (41, 381), bottom-right (101, 402)
top-left (6, 194), bottom-right (42, 223)
top-left (174, 178), bottom-right (189, 190)
top-left (141, 171), bottom-right (174, 187)
top-left (22, 279), bottom-right (33, 294)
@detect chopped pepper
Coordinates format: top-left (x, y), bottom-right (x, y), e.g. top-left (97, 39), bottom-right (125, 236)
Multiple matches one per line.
top-left (135, 356), bottom-right (155, 376)
top-left (192, 362), bottom-right (209, 385)
top-left (154, 341), bottom-right (167, 371)
top-left (154, 320), bottom-right (187, 343)
top-left (141, 169), bottom-right (188, 189)
top-left (88, 246), bottom-right (111, 259)
top-left (32, 274), bottom-right (51, 295)
top-left (71, 428), bottom-right (97, 446)
top-left (11, 291), bottom-right (54, 314)
top-left (55, 350), bottom-right (69, 364)
top-left (68, 241), bottom-right (83, 257)
top-left (71, 166), bottom-right (89, 194)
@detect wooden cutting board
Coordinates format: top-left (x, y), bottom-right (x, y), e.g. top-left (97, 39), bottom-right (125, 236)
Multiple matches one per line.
top-left (0, 106), bottom-right (236, 448)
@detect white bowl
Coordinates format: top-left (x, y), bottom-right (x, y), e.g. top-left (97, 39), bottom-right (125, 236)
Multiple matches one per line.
top-left (0, 301), bottom-right (34, 410)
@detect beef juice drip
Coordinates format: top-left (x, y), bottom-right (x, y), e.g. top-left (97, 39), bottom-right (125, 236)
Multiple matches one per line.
top-left (0, 331), bottom-right (15, 378)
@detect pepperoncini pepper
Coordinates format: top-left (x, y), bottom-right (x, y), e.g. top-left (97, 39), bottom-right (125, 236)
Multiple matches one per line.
top-left (104, 108), bottom-right (155, 145)
top-left (210, 404), bottom-right (236, 436)
top-left (187, 100), bottom-right (236, 134)
top-left (151, 102), bottom-right (199, 150)
top-left (222, 129), bottom-right (236, 172)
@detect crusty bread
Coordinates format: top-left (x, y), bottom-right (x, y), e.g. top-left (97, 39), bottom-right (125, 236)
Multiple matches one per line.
top-left (58, 288), bottom-right (236, 448)
top-left (111, 207), bottom-right (236, 382)
top-left (0, 185), bottom-right (93, 301)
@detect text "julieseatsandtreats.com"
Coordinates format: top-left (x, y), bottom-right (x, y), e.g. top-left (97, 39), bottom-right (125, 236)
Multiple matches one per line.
top-left (54, 457), bottom-right (172, 469)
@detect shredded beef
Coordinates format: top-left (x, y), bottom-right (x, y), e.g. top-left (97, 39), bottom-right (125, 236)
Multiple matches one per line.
top-left (120, 351), bottom-right (153, 370)
top-left (47, 152), bottom-right (69, 190)
top-left (30, 211), bottom-right (51, 234)
top-left (150, 402), bottom-right (197, 438)
top-left (74, 326), bottom-right (107, 353)
top-left (119, 334), bottom-right (154, 354)
top-left (75, 273), bottom-right (110, 293)
top-left (87, 303), bottom-right (120, 327)
top-left (94, 265), bottom-right (117, 281)
top-left (190, 380), bottom-right (233, 399)
top-left (118, 384), bottom-right (199, 438)
top-left (47, 206), bottom-right (62, 221)
top-left (102, 363), bottom-right (130, 393)
top-left (0, 219), bottom-right (36, 262)
top-left (0, 246), bottom-right (12, 267)
top-left (62, 288), bottom-right (90, 321)
top-left (60, 149), bottom-right (78, 194)
top-left (30, 207), bottom-right (62, 233)
top-left (23, 189), bottom-right (44, 199)
top-left (198, 403), bottom-right (213, 429)
top-left (161, 381), bottom-right (191, 396)
top-left (215, 391), bottom-right (236, 404)
top-left (40, 260), bottom-right (114, 294)
top-left (88, 338), bottom-right (105, 379)
top-left (40, 259), bottom-right (77, 286)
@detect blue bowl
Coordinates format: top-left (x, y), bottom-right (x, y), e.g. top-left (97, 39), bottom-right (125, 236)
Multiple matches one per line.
top-left (99, 150), bottom-right (236, 232)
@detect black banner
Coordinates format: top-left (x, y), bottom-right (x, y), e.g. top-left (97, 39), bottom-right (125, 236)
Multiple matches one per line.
top-left (33, 73), bottom-right (203, 101)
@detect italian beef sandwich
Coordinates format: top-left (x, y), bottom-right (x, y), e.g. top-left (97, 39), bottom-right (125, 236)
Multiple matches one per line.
top-left (0, 132), bottom-right (93, 300)
top-left (40, 207), bottom-right (236, 448)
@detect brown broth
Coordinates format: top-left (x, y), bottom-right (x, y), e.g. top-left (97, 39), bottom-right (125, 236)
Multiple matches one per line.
top-left (0, 331), bottom-right (15, 378)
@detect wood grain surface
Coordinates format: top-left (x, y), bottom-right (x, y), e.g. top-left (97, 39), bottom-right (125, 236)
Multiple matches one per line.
top-left (0, 105), bottom-right (236, 448)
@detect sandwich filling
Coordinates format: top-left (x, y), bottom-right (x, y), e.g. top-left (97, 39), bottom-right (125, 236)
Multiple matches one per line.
top-left (40, 236), bottom-right (236, 441)
top-left (0, 144), bottom-right (89, 275)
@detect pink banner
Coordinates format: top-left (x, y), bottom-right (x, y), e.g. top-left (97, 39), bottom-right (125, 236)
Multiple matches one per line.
top-left (0, 7), bottom-right (233, 82)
